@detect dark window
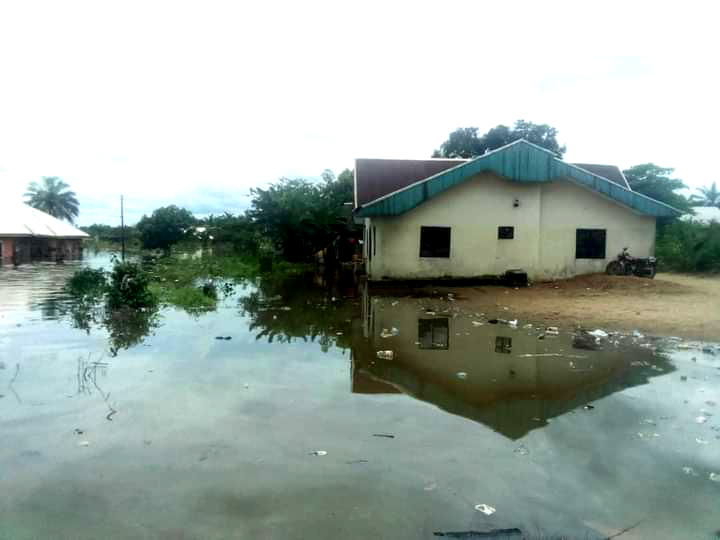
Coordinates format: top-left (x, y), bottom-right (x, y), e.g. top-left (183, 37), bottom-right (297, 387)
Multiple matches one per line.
top-left (420, 226), bottom-right (451, 258)
top-left (576, 229), bottom-right (607, 259)
top-left (495, 336), bottom-right (512, 354)
top-left (498, 226), bottom-right (514, 239)
top-left (418, 318), bottom-right (449, 349)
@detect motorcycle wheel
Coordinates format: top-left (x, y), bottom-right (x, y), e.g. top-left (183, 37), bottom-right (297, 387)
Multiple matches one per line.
top-left (647, 266), bottom-right (656, 279)
top-left (606, 261), bottom-right (622, 275)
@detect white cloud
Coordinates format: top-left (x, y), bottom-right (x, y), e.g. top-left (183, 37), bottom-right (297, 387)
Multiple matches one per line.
top-left (1, 0), bottom-right (718, 224)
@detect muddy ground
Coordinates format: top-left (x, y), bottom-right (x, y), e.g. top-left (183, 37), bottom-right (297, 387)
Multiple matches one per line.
top-left (439, 273), bottom-right (720, 341)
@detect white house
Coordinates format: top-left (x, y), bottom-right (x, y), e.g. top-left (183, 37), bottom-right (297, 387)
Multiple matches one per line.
top-left (353, 140), bottom-right (680, 281)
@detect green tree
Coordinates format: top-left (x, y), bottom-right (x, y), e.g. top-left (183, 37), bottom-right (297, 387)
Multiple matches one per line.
top-left (432, 120), bottom-right (566, 158)
top-left (248, 172), bottom-right (351, 262)
top-left (690, 182), bottom-right (720, 207)
top-left (24, 176), bottom-right (80, 223)
top-left (622, 164), bottom-right (692, 213)
top-left (136, 205), bottom-right (196, 251)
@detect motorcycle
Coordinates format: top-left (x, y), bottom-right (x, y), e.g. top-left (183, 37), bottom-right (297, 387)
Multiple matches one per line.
top-left (605, 247), bottom-right (657, 279)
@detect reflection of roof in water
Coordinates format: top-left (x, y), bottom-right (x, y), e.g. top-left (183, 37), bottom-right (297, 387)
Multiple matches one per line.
top-left (351, 332), bottom-right (674, 440)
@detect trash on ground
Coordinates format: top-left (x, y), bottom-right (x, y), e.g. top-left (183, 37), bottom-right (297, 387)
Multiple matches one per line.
top-left (588, 329), bottom-right (609, 338)
top-left (309, 450), bottom-right (327, 456)
top-left (474, 503), bottom-right (496, 515)
top-left (391, 301), bottom-right (399, 306)
top-left (376, 350), bottom-right (394, 360)
top-left (513, 444), bottom-right (529, 456)
top-left (696, 416), bottom-right (709, 424)
top-left (583, 405), bottom-right (595, 410)
top-left (73, 428), bottom-right (85, 435)
top-left (456, 372), bottom-right (468, 380)
top-left (372, 433), bottom-right (395, 438)
top-left (380, 327), bottom-right (400, 338)
top-left (682, 466), bottom-right (698, 476)
top-left (508, 320), bottom-right (518, 328)
top-left (632, 330), bottom-right (645, 338)
top-left (545, 326), bottom-right (560, 335)
top-left (214, 336), bottom-right (232, 340)
top-left (471, 321), bottom-right (484, 327)
top-left (77, 441), bottom-right (90, 447)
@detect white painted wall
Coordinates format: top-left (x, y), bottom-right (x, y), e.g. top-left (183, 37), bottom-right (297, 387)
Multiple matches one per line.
top-left (366, 172), bottom-right (656, 281)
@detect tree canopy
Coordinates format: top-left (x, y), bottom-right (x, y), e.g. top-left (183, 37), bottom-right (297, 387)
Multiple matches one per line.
top-left (622, 164), bottom-right (692, 213)
top-left (690, 182), bottom-right (720, 207)
top-left (24, 176), bottom-right (80, 223)
top-left (136, 205), bottom-right (196, 251)
top-left (433, 120), bottom-right (566, 159)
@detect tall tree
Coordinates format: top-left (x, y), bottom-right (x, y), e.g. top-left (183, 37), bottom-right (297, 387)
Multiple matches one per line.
top-left (689, 182), bottom-right (720, 207)
top-left (432, 120), bottom-right (566, 159)
top-left (136, 205), bottom-right (196, 252)
top-left (622, 164), bottom-right (692, 213)
top-left (24, 176), bottom-right (80, 223)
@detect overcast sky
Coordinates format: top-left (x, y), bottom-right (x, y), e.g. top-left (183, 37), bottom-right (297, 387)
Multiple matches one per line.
top-left (1, 1), bottom-right (718, 225)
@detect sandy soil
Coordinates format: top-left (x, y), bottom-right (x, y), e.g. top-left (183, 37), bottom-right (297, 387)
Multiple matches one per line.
top-left (445, 273), bottom-right (720, 340)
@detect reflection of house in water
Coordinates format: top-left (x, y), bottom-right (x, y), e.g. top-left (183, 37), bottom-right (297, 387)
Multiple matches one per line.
top-left (351, 292), bottom-right (674, 440)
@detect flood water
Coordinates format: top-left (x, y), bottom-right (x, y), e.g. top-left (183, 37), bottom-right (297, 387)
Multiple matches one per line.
top-left (1, 253), bottom-right (719, 540)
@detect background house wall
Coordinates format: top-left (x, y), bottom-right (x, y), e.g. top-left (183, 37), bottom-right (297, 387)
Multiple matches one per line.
top-left (367, 172), bottom-right (655, 280)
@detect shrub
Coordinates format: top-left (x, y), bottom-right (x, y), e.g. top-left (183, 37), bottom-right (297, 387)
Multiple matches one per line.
top-left (107, 261), bottom-right (156, 309)
top-left (65, 268), bottom-right (107, 297)
top-left (656, 221), bottom-right (720, 272)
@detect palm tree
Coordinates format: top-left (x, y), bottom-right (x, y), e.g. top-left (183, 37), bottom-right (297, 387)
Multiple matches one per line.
top-left (690, 181), bottom-right (720, 207)
top-left (24, 176), bottom-right (80, 223)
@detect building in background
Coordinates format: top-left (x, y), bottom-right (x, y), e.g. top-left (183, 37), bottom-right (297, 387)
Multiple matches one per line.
top-left (0, 203), bottom-right (88, 264)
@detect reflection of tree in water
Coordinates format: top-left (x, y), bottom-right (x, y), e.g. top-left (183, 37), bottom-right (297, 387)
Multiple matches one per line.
top-left (238, 273), bottom-right (360, 352)
top-left (43, 293), bottom-right (160, 356)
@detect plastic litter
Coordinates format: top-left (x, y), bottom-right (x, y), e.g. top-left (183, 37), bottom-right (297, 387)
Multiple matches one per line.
top-left (508, 320), bottom-right (518, 328)
top-left (471, 321), bottom-right (484, 327)
top-left (474, 504), bottom-right (496, 515)
top-left (391, 301), bottom-right (399, 307)
top-left (309, 450), bottom-right (327, 456)
top-left (696, 437), bottom-right (709, 445)
top-left (696, 416), bottom-right (709, 424)
top-left (376, 350), bottom-right (394, 360)
top-left (380, 327), bottom-right (400, 338)
top-left (632, 330), bottom-right (644, 338)
top-left (77, 441), bottom-right (90, 447)
top-left (710, 472), bottom-right (720, 482)
top-left (682, 466), bottom-right (698, 476)
top-left (456, 372), bottom-right (468, 380)
top-left (513, 444), bottom-right (529, 456)
top-left (545, 327), bottom-right (560, 335)
top-left (588, 329), bottom-right (609, 338)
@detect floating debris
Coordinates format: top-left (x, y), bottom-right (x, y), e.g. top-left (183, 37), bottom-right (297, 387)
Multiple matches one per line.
top-left (545, 327), bottom-right (560, 335)
top-left (471, 321), bottom-right (484, 327)
top-left (682, 466), bottom-right (698, 476)
top-left (474, 503), bottom-right (496, 515)
top-left (376, 350), bottom-right (394, 360)
top-left (696, 416), bottom-right (709, 424)
top-left (588, 329), bottom-right (609, 338)
top-left (696, 437), bottom-right (709, 445)
top-left (77, 441), bottom-right (90, 447)
top-left (424, 482), bottom-right (437, 491)
top-left (513, 444), bottom-right (529, 456)
top-left (583, 405), bottom-right (595, 410)
top-left (710, 473), bottom-right (720, 482)
top-left (346, 459), bottom-right (369, 465)
top-left (372, 433), bottom-right (395, 439)
top-left (456, 372), bottom-right (468, 380)
top-left (309, 450), bottom-right (327, 456)
top-left (434, 529), bottom-right (522, 538)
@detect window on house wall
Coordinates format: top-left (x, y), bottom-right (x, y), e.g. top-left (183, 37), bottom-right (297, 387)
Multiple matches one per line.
top-left (498, 226), bottom-right (514, 239)
top-left (419, 226), bottom-right (451, 258)
top-left (418, 318), bottom-right (449, 349)
top-left (576, 229), bottom-right (607, 259)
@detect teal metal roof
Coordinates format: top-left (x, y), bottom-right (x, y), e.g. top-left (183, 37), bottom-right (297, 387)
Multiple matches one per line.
top-left (355, 140), bottom-right (681, 218)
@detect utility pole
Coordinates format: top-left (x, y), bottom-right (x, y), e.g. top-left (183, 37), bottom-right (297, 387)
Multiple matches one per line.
top-left (120, 195), bottom-right (126, 262)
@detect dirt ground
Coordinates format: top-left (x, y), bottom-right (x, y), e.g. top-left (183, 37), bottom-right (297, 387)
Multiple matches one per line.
top-left (449, 273), bottom-right (720, 340)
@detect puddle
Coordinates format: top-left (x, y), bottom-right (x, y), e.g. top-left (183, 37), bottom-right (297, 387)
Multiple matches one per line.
top-left (1, 253), bottom-right (719, 540)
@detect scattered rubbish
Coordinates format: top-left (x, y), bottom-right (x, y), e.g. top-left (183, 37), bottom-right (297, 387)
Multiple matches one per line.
top-left (380, 327), bottom-right (400, 338)
top-left (214, 336), bottom-right (232, 340)
top-left (372, 433), bottom-right (395, 439)
top-left (682, 466), bottom-right (698, 476)
top-left (588, 329), bottom-right (609, 338)
top-left (545, 327), bottom-right (559, 335)
top-left (636, 432), bottom-right (660, 439)
top-left (513, 444), bottom-right (529, 456)
top-left (508, 320), bottom-right (518, 328)
top-left (434, 528), bottom-right (522, 538)
top-left (696, 416), bottom-right (709, 424)
top-left (336, 332), bottom-right (343, 336)
top-left (471, 321), bottom-right (484, 327)
top-left (391, 301), bottom-right (399, 307)
top-left (346, 459), bottom-right (369, 464)
top-left (583, 405), bottom-right (595, 410)
top-left (696, 437), bottom-right (709, 445)
top-left (426, 311), bottom-right (436, 316)
top-left (642, 419), bottom-right (657, 426)
top-left (309, 450), bottom-right (327, 456)
top-left (474, 503), bottom-right (496, 515)
top-left (710, 472), bottom-right (720, 482)
top-left (523, 323), bottom-right (533, 329)
top-left (456, 372), bottom-right (468, 380)
top-left (702, 346), bottom-right (716, 355)
top-left (77, 441), bottom-right (90, 447)
top-left (376, 350), bottom-right (394, 360)
top-left (73, 428), bottom-right (85, 435)
top-left (632, 330), bottom-right (645, 338)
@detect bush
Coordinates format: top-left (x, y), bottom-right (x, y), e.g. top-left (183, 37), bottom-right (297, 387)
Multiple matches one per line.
top-left (107, 261), bottom-right (156, 309)
top-left (656, 220), bottom-right (720, 272)
top-left (65, 268), bottom-right (107, 297)
top-left (136, 205), bottom-right (195, 252)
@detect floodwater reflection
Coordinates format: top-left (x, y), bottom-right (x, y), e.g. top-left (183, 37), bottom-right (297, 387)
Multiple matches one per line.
top-left (350, 291), bottom-right (675, 439)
